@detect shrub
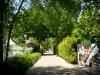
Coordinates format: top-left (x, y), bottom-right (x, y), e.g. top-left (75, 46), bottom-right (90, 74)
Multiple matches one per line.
top-left (57, 36), bottom-right (78, 64)
top-left (7, 52), bottom-right (41, 75)
top-left (33, 45), bottom-right (40, 52)
top-left (33, 45), bottom-right (44, 55)
top-left (53, 45), bottom-right (58, 55)
top-left (40, 45), bottom-right (44, 55)
top-left (83, 39), bottom-right (91, 44)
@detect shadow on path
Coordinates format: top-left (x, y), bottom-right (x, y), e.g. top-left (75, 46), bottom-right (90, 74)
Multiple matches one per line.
top-left (25, 66), bottom-right (88, 75)
top-left (80, 66), bottom-right (100, 75)
top-left (25, 51), bottom-right (100, 75)
top-left (43, 54), bottom-right (55, 56)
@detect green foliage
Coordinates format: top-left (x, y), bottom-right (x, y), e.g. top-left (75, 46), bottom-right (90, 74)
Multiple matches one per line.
top-left (27, 37), bottom-right (44, 54)
top-left (2, 0), bottom-right (100, 68)
top-left (83, 39), bottom-right (91, 45)
top-left (32, 45), bottom-right (44, 55)
top-left (72, 28), bottom-right (83, 39)
top-left (12, 0), bottom-right (77, 45)
top-left (41, 38), bottom-right (55, 51)
top-left (28, 37), bottom-right (38, 45)
top-left (57, 36), bottom-right (78, 64)
top-left (53, 45), bottom-right (58, 55)
top-left (40, 45), bottom-right (44, 55)
top-left (7, 52), bottom-right (41, 75)
top-left (77, 2), bottom-right (100, 43)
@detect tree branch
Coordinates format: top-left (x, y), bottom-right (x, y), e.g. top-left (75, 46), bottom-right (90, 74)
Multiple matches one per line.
top-left (5, 0), bottom-right (24, 61)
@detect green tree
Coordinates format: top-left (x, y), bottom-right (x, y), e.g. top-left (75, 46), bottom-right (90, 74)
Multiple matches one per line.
top-left (12, 0), bottom-right (83, 53)
top-left (0, 0), bottom-right (27, 72)
top-left (78, 3), bottom-right (100, 43)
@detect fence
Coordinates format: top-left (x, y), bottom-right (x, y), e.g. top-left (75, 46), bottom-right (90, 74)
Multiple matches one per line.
top-left (3, 45), bottom-right (33, 61)
top-left (9, 45), bottom-right (33, 56)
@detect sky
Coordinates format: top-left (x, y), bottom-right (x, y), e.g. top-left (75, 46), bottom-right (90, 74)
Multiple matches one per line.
top-left (77, 2), bottom-right (87, 22)
top-left (13, 0), bottom-right (31, 13)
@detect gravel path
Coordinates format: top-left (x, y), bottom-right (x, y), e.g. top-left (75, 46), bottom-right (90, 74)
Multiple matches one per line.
top-left (25, 52), bottom-right (88, 75)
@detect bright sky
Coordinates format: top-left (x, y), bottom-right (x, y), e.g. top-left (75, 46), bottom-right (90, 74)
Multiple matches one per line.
top-left (77, 2), bottom-right (86, 22)
top-left (13, 0), bottom-right (31, 13)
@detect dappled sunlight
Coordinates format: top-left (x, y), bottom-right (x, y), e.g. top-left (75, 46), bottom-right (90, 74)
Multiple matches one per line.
top-left (25, 51), bottom-right (87, 75)
top-left (25, 51), bottom-right (100, 75)
top-left (25, 65), bottom-right (100, 75)
top-left (25, 66), bottom-right (87, 75)
top-left (43, 51), bottom-right (54, 55)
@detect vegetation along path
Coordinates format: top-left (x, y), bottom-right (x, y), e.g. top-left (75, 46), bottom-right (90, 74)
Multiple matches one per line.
top-left (25, 51), bottom-right (88, 75)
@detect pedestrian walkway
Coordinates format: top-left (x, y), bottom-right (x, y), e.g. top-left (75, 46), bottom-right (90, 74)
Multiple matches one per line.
top-left (25, 51), bottom-right (88, 75)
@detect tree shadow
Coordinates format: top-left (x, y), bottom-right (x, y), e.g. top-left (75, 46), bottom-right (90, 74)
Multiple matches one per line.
top-left (43, 54), bottom-right (55, 56)
top-left (25, 66), bottom-right (90, 75)
top-left (43, 51), bottom-right (54, 56)
top-left (6, 64), bottom-right (100, 75)
top-left (25, 65), bottom-right (100, 75)
top-left (79, 66), bottom-right (100, 75)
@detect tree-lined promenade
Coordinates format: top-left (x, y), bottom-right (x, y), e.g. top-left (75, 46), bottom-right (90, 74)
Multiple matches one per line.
top-left (0, 0), bottom-right (100, 75)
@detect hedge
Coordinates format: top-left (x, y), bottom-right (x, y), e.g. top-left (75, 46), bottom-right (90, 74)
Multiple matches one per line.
top-left (7, 52), bottom-right (41, 75)
top-left (57, 36), bottom-right (78, 64)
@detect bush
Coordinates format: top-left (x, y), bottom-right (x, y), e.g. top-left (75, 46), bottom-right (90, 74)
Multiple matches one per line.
top-left (83, 39), bottom-right (91, 44)
top-left (40, 45), bottom-right (44, 55)
top-left (33, 45), bottom-right (44, 55)
top-left (33, 45), bottom-right (40, 52)
top-left (53, 45), bottom-right (58, 55)
top-left (57, 36), bottom-right (78, 64)
top-left (7, 52), bottom-right (41, 75)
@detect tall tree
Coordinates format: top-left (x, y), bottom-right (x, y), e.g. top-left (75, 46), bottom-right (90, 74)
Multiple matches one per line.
top-left (5, 0), bottom-right (24, 61)
top-left (0, 0), bottom-right (5, 69)
top-left (76, 0), bottom-right (100, 43)
top-left (0, 0), bottom-right (11, 70)
top-left (13, 0), bottom-right (83, 45)
top-left (0, 1), bottom-right (25, 71)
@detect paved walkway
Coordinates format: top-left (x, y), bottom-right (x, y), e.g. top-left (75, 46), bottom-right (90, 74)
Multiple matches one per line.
top-left (25, 51), bottom-right (88, 75)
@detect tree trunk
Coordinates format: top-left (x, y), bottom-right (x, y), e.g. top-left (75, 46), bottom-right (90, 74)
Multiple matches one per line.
top-left (0, 0), bottom-right (6, 72)
top-left (0, 11), bottom-right (4, 71)
top-left (5, 0), bottom-right (24, 61)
